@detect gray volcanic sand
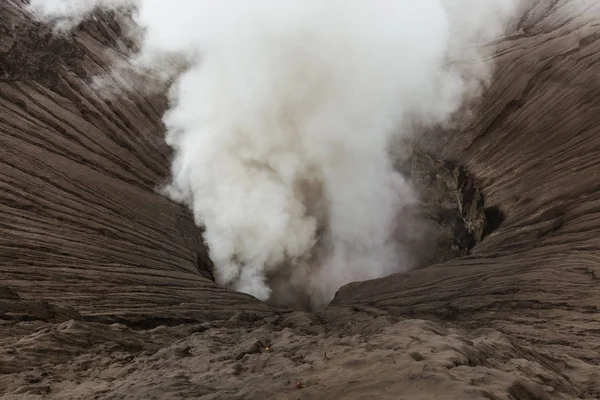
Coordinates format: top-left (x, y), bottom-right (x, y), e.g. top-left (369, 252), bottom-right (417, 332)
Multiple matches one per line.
top-left (1, 0), bottom-right (600, 399)
top-left (0, 312), bottom-right (588, 399)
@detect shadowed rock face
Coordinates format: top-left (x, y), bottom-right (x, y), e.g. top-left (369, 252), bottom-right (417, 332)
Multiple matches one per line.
top-left (397, 150), bottom-right (505, 266)
top-left (2, 0), bottom-right (600, 398)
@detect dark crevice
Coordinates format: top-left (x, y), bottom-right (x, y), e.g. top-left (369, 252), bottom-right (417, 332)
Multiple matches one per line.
top-left (483, 206), bottom-right (506, 240)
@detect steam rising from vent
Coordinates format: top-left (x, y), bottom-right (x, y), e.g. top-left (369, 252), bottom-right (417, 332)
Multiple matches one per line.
top-left (29, 0), bottom-right (520, 308)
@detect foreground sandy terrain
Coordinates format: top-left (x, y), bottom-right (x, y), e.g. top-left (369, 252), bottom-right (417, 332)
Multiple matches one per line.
top-left (2, 0), bottom-right (600, 398)
top-left (1, 311), bottom-right (592, 399)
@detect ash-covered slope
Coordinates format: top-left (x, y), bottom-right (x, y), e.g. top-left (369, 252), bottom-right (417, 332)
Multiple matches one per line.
top-left (0, 0), bottom-right (274, 323)
top-left (1, 0), bottom-right (600, 398)
top-left (332, 0), bottom-right (600, 372)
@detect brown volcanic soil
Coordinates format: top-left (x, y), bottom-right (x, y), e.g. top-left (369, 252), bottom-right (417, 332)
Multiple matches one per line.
top-left (1, 0), bottom-right (600, 399)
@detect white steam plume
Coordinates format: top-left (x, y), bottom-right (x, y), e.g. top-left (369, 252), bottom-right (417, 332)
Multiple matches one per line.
top-left (29, 0), bottom-right (520, 308)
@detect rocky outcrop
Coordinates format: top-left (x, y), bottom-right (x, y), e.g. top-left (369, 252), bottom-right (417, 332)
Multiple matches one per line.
top-left (398, 150), bottom-right (503, 265)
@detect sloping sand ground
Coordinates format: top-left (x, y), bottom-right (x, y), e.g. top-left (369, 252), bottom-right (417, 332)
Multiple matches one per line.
top-left (2, 0), bottom-right (600, 398)
top-left (2, 312), bottom-right (592, 399)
